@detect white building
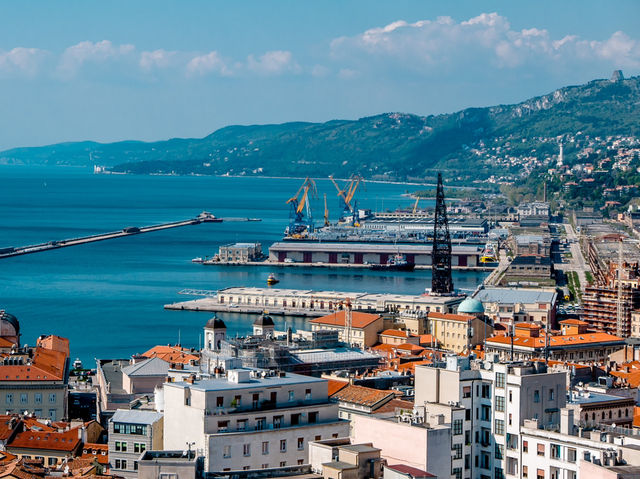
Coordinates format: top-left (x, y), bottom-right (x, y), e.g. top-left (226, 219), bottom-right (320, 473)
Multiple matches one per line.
top-left (163, 368), bottom-right (348, 473)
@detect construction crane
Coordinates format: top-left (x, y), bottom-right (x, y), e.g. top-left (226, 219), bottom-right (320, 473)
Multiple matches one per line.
top-left (285, 177), bottom-right (318, 237)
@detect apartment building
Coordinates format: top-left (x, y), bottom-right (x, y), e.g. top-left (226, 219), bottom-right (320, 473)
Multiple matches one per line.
top-left (108, 409), bottom-right (164, 479)
top-left (474, 288), bottom-right (557, 327)
top-left (163, 368), bottom-right (348, 473)
top-left (427, 312), bottom-right (493, 353)
top-left (414, 355), bottom-right (566, 479)
top-left (309, 311), bottom-right (384, 348)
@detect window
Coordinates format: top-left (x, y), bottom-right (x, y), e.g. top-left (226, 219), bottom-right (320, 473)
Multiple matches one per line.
top-left (280, 461), bottom-right (286, 467)
top-left (223, 445), bottom-right (231, 458)
top-left (453, 419), bottom-right (463, 435)
top-left (234, 395), bottom-right (242, 407)
top-left (262, 464), bottom-right (269, 469)
top-left (49, 409), bottom-right (56, 421)
top-left (237, 419), bottom-right (247, 430)
top-left (537, 469), bottom-right (544, 479)
top-left (20, 393), bottom-right (27, 404)
top-left (216, 396), bottom-right (224, 408)
top-left (481, 384), bottom-right (491, 399)
top-left (34, 409), bottom-right (42, 417)
top-left (533, 390), bottom-right (540, 403)
top-left (34, 393), bottom-right (42, 404)
top-left (262, 441), bottom-right (269, 455)
top-left (280, 440), bottom-right (287, 452)
top-left (523, 440), bottom-right (528, 453)
top-left (496, 372), bottom-right (505, 388)
top-left (567, 448), bottom-right (576, 463)
top-left (5, 394), bottom-right (12, 405)
top-left (550, 443), bottom-right (561, 459)
top-left (218, 420), bottom-right (229, 432)
top-left (243, 444), bottom-right (251, 457)
top-left (297, 437), bottom-right (304, 450)
top-left (509, 391), bottom-right (513, 403)
top-left (256, 417), bottom-right (266, 430)
top-left (115, 460), bottom-right (121, 469)
top-left (481, 405), bottom-right (491, 422)
top-left (452, 443), bottom-right (462, 459)
top-left (288, 390), bottom-right (295, 401)
top-left (523, 465), bottom-right (528, 478)
top-left (309, 411), bottom-right (318, 423)
top-left (537, 443), bottom-right (545, 457)
top-left (452, 467), bottom-right (462, 479)
top-left (273, 415), bottom-right (283, 429)
top-left (584, 451), bottom-right (591, 461)
top-left (134, 462), bottom-right (138, 471)
top-left (463, 386), bottom-right (471, 398)
top-left (495, 467), bottom-right (505, 479)
top-left (495, 419), bottom-right (505, 435)
top-left (48, 393), bottom-right (56, 404)
top-left (465, 430), bottom-right (471, 445)
top-left (121, 460), bottom-right (127, 470)
top-left (496, 395), bottom-right (505, 412)
top-left (466, 409), bottom-right (471, 420)
top-left (134, 443), bottom-right (146, 453)
top-left (305, 388), bottom-right (312, 400)
top-left (291, 413), bottom-right (300, 426)
top-left (253, 393), bottom-right (260, 408)
top-left (549, 389), bottom-right (555, 400)
top-left (495, 444), bottom-right (504, 459)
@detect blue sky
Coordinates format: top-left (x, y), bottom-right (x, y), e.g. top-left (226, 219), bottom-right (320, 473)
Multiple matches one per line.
top-left (0, 0), bottom-right (639, 150)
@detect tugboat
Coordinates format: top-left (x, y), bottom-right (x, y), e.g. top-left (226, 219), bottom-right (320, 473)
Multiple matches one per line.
top-left (267, 273), bottom-right (280, 285)
top-left (369, 253), bottom-right (415, 272)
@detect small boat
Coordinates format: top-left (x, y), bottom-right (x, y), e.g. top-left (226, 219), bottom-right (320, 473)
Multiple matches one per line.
top-left (267, 273), bottom-right (279, 285)
top-left (370, 253), bottom-right (415, 272)
top-left (192, 257), bottom-right (204, 263)
top-left (198, 211), bottom-right (223, 223)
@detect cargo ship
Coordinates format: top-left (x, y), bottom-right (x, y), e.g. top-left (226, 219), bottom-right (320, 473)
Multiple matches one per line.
top-left (369, 253), bottom-right (415, 272)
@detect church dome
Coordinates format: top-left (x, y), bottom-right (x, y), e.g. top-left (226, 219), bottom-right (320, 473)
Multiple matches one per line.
top-left (0, 310), bottom-right (19, 337)
top-left (458, 297), bottom-right (485, 314)
top-left (205, 316), bottom-right (226, 329)
top-left (253, 313), bottom-right (274, 327)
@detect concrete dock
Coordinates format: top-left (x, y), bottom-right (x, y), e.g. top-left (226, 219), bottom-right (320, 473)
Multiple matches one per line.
top-left (1, 217), bottom-right (203, 259)
top-left (202, 259), bottom-right (493, 271)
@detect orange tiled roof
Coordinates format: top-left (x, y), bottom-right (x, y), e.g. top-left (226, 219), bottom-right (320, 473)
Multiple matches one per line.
top-left (0, 339), bottom-right (69, 383)
top-left (0, 338), bottom-right (16, 349)
top-left (515, 323), bottom-right (541, 329)
top-left (142, 345), bottom-right (199, 365)
top-left (374, 398), bottom-right (414, 414)
top-left (428, 312), bottom-right (475, 322)
top-left (372, 344), bottom-right (395, 353)
top-left (331, 384), bottom-right (395, 408)
top-left (7, 429), bottom-right (80, 453)
top-left (395, 343), bottom-right (425, 354)
top-left (310, 311), bottom-right (382, 329)
top-left (79, 443), bottom-right (108, 466)
top-left (560, 319), bottom-right (589, 326)
top-left (611, 370), bottom-right (640, 388)
top-left (487, 332), bottom-right (624, 349)
top-left (327, 379), bottom-right (349, 396)
top-left (36, 335), bottom-right (70, 356)
top-left (634, 406), bottom-right (640, 428)
top-left (418, 334), bottom-right (438, 346)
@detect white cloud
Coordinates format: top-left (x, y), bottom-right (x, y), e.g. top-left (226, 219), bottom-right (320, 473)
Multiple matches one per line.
top-left (246, 50), bottom-right (300, 75)
top-left (58, 40), bottom-right (135, 77)
top-left (186, 51), bottom-right (231, 76)
top-left (330, 13), bottom-right (640, 75)
top-left (0, 47), bottom-right (48, 76)
top-left (140, 49), bottom-right (177, 71)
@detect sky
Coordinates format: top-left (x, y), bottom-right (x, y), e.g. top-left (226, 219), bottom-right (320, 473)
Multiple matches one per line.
top-left (0, 0), bottom-right (639, 150)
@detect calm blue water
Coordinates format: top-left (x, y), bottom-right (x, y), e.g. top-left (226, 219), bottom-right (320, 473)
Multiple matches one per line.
top-left (0, 166), bottom-right (488, 364)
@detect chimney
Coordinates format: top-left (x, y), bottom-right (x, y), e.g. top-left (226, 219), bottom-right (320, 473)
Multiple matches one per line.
top-left (78, 425), bottom-right (88, 444)
top-left (560, 408), bottom-right (574, 436)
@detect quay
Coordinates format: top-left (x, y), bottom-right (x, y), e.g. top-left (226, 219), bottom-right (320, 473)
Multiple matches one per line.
top-left (203, 259), bottom-right (493, 271)
top-left (164, 286), bottom-right (465, 316)
top-left (1, 216), bottom-right (208, 259)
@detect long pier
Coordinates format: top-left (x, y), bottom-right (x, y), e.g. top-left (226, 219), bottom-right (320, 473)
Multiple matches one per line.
top-left (1, 216), bottom-right (214, 259)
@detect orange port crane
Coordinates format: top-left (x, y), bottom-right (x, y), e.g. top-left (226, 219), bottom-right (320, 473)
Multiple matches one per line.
top-left (285, 177), bottom-right (318, 236)
top-left (328, 175), bottom-right (365, 225)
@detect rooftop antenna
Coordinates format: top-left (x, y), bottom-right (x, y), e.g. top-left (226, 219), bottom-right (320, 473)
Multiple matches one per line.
top-left (345, 298), bottom-right (353, 347)
top-left (617, 239), bottom-right (624, 336)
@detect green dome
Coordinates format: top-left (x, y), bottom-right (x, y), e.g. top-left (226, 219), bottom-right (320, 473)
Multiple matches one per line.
top-left (458, 297), bottom-right (485, 314)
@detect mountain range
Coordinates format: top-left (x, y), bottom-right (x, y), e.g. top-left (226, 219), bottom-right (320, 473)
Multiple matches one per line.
top-left (2, 72), bottom-right (638, 182)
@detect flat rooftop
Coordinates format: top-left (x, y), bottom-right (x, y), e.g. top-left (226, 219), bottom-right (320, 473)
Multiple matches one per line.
top-left (474, 287), bottom-right (557, 304)
top-left (166, 370), bottom-right (324, 392)
top-left (98, 359), bottom-right (129, 395)
top-left (291, 348), bottom-right (381, 364)
top-left (568, 391), bottom-right (633, 405)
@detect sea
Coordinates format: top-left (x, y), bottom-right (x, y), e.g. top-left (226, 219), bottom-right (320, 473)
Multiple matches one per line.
top-left (0, 165), bottom-right (488, 365)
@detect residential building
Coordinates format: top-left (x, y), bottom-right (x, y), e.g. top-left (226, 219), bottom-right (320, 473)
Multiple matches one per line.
top-left (414, 355), bottom-right (567, 479)
top-left (474, 287), bottom-right (557, 327)
top-left (121, 357), bottom-right (170, 394)
top-left (162, 368), bottom-right (348, 473)
top-left (0, 330), bottom-right (70, 421)
top-left (315, 442), bottom-right (384, 479)
top-left (349, 412), bottom-right (450, 479)
top-left (309, 311), bottom-right (384, 348)
top-left (138, 450), bottom-right (201, 479)
top-left (141, 345), bottom-right (199, 365)
top-left (330, 385), bottom-right (396, 420)
top-left (108, 409), bottom-right (164, 479)
top-left (384, 464), bottom-right (436, 479)
top-left (518, 202), bottom-right (550, 218)
top-left (566, 389), bottom-right (635, 428)
top-left (485, 322), bottom-right (625, 362)
top-left (582, 285), bottom-right (640, 337)
top-left (427, 312), bottom-right (493, 353)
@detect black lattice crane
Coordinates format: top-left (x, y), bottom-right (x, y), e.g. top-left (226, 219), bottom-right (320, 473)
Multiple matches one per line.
top-left (431, 172), bottom-right (454, 294)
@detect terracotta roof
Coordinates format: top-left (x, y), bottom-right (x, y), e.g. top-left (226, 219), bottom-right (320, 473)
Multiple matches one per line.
top-left (560, 319), bottom-right (589, 326)
top-left (0, 461), bottom-right (41, 479)
top-left (331, 384), bottom-right (395, 408)
top-left (0, 339), bottom-right (16, 350)
top-left (487, 332), bottom-right (624, 349)
top-left (0, 452), bottom-right (17, 466)
top-left (387, 464), bottom-right (435, 478)
top-left (0, 341), bottom-right (69, 382)
top-left (634, 406), bottom-right (640, 428)
top-left (79, 443), bottom-right (108, 466)
top-left (395, 360), bottom-right (432, 372)
top-left (380, 329), bottom-right (412, 338)
top-left (142, 345), bottom-right (199, 365)
top-left (515, 323), bottom-right (541, 329)
top-left (428, 312), bottom-right (475, 322)
top-left (7, 429), bottom-right (80, 453)
top-left (611, 370), bottom-right (640, 388)
top-left (372, 344), bottom-right (395, 353)
top-left (327, 379), bottom-right (349, 396)
top-left (0, 417), bottom-right (18, 441)
top-left (373, 398), bottom-right (414, 414)
top-left (310, 311), bottom-right (382, 329)
top-left (418, 335), bottom-right (438, 347)
top-left (395, 344), bottom-right (425, 354)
